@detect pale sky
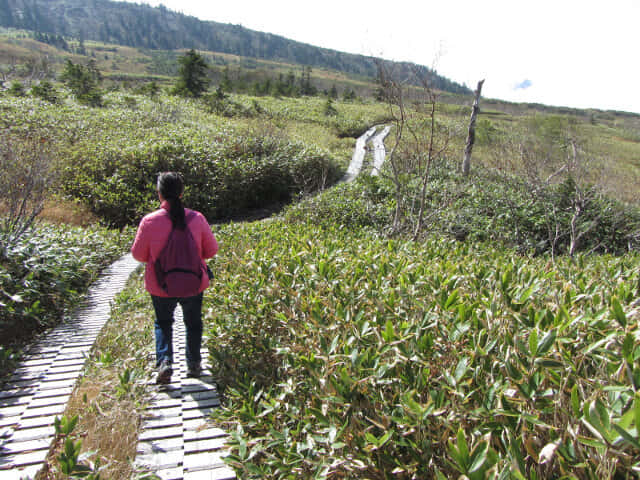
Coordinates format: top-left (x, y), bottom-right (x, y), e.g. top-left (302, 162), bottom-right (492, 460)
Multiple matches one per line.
top-left (138, 0), bottom-right (640, 114)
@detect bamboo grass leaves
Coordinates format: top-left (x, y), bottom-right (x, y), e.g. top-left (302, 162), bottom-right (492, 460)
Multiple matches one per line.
top-left (207, 221), bottom-right (640, 478)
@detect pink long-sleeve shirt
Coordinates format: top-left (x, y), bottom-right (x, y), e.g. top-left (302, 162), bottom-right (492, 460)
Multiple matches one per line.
top-left (131, 201), bottom-right (219, 297)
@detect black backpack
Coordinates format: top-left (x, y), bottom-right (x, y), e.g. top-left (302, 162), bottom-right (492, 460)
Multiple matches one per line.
top-left (154, 211), bottom-right (204, 297)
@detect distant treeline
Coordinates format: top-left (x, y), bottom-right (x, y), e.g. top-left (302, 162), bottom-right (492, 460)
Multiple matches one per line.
top-left (0, 0), bottom-right (471, 95)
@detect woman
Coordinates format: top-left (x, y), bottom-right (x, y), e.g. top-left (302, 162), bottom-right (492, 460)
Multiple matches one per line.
top-left (132, 172), bottom-right (218, 384)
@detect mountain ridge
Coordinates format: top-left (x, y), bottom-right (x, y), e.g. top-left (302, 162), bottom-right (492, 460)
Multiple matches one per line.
top-left (0, 0), bottom-right (472, 95)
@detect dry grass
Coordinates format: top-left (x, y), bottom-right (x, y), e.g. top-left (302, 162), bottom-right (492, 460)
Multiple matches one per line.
top-left (38, 198), bottom-right (100, 227)
top-left (37, 272), bottom-right (154, 479)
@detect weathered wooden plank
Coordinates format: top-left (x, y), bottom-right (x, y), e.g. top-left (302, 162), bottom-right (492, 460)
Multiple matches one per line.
top-left (0, 405), bottom-right (27, 418)
top-left (0, 463), bottom-right (42, 480)
top-left (19, 359), bottom-right (53, 367)
top-left (0, 415), bottom-right (21, 428)
top-left (183, 408), bottom-right (214, 421)
top-left (46, 364), bottom-right (84, 375)
top-left (9, 425), bottom-right (55, 442)
top-left (0, 447), bottom-right (49, 467)
top-left (36, 379), bottom-right (77, 391)
top-left (144, 406), bottom-right (182, 419)
top-left (182, 419), bottom-right (211, 431)
top-left (181, 390), bottom-right (219, 402)
top-left (2, 380), bottom-right (41, 390)
top-left (146, 398), bottom-right (182, 409)
top-left (47, 358), bottom-right (85, 367)
top-left (20, 403), bottom-right (66, 419)
top-left (10, 365), bottom-right (47, 377)
top-left (17, 415), bottom-right (57, 429)
top-left (147, 389), bottom-right (183, 402)
top-left (181, 383), bottom-right (217, 394)
top-left (0, 438), bottom-right (51, 454)
top-left (183, 450), bottom-right (226, 470)
top-left (183, 467), bottom-right (237, 480)
top-left (29, 394), bottom-right (69, 407)
top-left (31, 386), bottom-right (74, 399)
top-left (135, 449), bottom-right (183, 469)
top-left (183, 437), bottom-right (227, 454)
top-left (142, 416), bottom-right (183, 430)
top-left (137, 437), bottom-right (184, 455)
top-left (183, 398), bottom-right (220, 411)
top-left (41, 371), bottom-right (79, 382)
top-left (149, 466), bottom-right (184, 480)
top-left (183, 428), bottom-right (227, 442)
top-left (0, 389), bottom-right (38, 403)
top-left (138, 426), bottom-right (184, 442)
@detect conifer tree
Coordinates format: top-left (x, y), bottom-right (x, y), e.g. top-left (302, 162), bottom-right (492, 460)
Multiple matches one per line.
top-left (173, 49), bottom-right (210, 98)
top-left (60, 60), bottom-right (103, 107)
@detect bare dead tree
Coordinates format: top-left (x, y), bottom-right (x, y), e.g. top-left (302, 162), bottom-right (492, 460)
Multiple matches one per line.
top-left (487, 115), bottom-right (619, 258)
top-left (462, 79), bottom-right (484, 176)
top-left (411, 69), bottom-right (453, 239)
top-left (374, 60), bottom-right (455, 239)
top-left (23, 56), bottom-right (54, 85)
top-left (0, 129), bottom-right (58, 256)
top-left (375, 59), bottom-right (408, 233)
top-left (0, 57), bottom-right (19, 87)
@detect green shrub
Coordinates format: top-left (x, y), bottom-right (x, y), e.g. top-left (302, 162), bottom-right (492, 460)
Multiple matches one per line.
top-left (8, 80), bottom-right (25, 97)
top-left (282, 176), bottom-right (393, 229)
top-left (61, 132), bottom-right (341, 227)
top-left (0, 223), bottom-right (132, 351)
top-left (285, 163), bottom-right (640, 255)
top-left (207, 220), bottom-right (640, 478)
top-left (31, 80), bottom-right (59, 103)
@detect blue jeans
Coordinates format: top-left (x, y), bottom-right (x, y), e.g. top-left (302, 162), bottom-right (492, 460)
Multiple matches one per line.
top-left (151, 293), bottom-right (203, 369)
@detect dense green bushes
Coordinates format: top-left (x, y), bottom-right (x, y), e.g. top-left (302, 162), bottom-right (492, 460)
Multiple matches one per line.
top-left (0, 223), bottom-right (131, 371)
top-left (283, 176), bottom-right (393, 230)
top-left (1, 93), bottom-right (344, 227)
top-left (60, 131), bottom-right (341, 227)
top-left (283, 164), bottom-right (640, 256)
top-left (207, 220), bottom-right (640, 478)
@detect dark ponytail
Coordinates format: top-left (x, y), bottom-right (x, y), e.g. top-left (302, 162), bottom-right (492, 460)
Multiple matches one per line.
top-left (157, 172), bottom-right (186, 229)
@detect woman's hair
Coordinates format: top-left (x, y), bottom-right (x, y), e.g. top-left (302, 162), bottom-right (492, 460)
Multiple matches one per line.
top-left (157, 172), bottom-right (186, 229)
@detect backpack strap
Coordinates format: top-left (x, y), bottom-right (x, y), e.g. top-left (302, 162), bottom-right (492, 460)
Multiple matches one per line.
top-left (184, 210), bottom-right (197, 225)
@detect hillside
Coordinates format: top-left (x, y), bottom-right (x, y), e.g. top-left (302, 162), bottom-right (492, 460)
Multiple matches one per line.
top-left (0, 0), bottom-right (471, 95)
top-left (1, 17), bottom-right (640, 477)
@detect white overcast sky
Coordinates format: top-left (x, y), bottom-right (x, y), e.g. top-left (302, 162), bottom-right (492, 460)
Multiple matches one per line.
top-left (137, 0), bottom-right (639, 114)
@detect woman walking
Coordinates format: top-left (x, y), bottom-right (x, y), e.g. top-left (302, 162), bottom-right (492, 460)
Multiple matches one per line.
top-left (132, 172), bottom-right (218, 384)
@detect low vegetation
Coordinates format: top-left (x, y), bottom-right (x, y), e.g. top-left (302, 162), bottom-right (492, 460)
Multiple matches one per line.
top-left (284, 167), bottom-right (640, 256)
top-left (207, 220), bottom-right (640, 478)
top-left (0, 223), bottom-right (131, 376)
top-left (0, 92), bottom-right (346, 228)
top-left (0, 40), bottom-right (639, 479)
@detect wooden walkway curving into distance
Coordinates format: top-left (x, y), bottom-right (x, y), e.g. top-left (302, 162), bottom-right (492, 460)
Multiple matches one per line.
top-left (0, 253), bottom-right (235, 480)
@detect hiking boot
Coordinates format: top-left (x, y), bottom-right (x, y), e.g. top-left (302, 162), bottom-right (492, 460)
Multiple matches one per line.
top-left (156, 359), bottom-right (173, 384)
top-left (186, 362), bottom-right (202, 378)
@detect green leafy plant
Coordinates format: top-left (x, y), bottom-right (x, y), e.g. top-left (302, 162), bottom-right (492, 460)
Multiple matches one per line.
top-left (54, 415), bottom-right (105, 479)
top-left (207, 220), bottom-right (640, 478)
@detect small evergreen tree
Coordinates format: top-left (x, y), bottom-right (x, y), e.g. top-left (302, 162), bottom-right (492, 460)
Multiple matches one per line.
top-left (323, 97), bottom-right (338, 116)
top-left (8, 81), bottom-right (25, 97)
top-left (60, 60), bottom-right (103, 107)
top-left (219, 66), bottom-right (233, 92)
top-left (31, 80), bottom-right (58, 103)
top-left (342, 88), bottom-right (356, 101)
top-left (299, 66), bottom-right (316, 96)
top-left (173, 49), bottom-right (210, 98)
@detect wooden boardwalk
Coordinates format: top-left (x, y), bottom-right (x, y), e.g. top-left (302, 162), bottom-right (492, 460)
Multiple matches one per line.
top-left (133, 312), bottom-right (235, 480)
top-left (0, 253), bottom-right (235, 480)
